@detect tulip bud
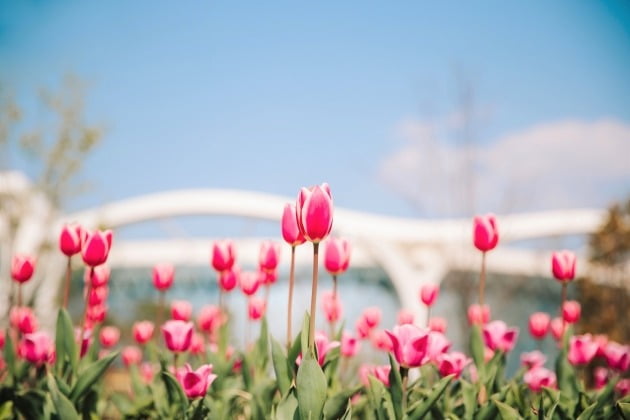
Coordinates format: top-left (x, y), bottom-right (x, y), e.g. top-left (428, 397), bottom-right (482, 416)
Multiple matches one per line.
top-left (239, 271), bottom-right (261, 296)
top-left (171, 300), bottom-right (193, 321)
top-left (321, 290), bottom-right (343, 323)
top-left (162, 320), bottom-right (194, 353)
top-left (551, 250), bottom-right (576, 282)
top-left (259, 241), bottom-right (281, 272)
top-left (429, 317), bottom-right (447, 333)
top-left (562, 300), bottom-right (581, 324)
top-left (99, 326), bottom-right (120, 348)
top-left (397, 309), bottom-right (415, 325)
top-left (528, 312), bottom-right (550, 340)
top-left (81, 229), bottom-right (113, 267)
top-left (295, 183), bottom-right (334, 243)
top-left (211, 240), bottom-right (236, 272)
top-left (323, 238), bottom-right (351, 275)
top-left (86, 265), bottom-right (110, 287)
top-left (473, 214), bottom-right (499, 252)
top-left (59, 223), bottom-right (83, 256)
top-left (122, 346), bottom-right (143, 366)
top-left (133, 321), bottom-right (155, 344)
top-left (467, 304), bottom-right (490, 325)
top-left (248, 297), bottom-right (266, 321)
top-left (281, 203), bottom-right (306, 246)
top-left (420, 283), bottom-right (439, 307)
top-left (11, 254), bottom-right (35, 283)
top-left (152, 263), bottom-right (174, 291)
top-left (218, 266), bottom-right (239, 292)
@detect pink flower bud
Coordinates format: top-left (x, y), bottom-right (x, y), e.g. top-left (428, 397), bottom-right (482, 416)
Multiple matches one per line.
top-left (323, 237), bottom-right (351, 275)
top-left (86, 265), bottom-right (110, 287)
top-left (178, 363), bottom-right (217, 399)
top-left (189, 333), bottom-right (205, 355)
top-left (259, 241), bottom-right (281, 272)
top-left (604, 341), bottom-right (630, 372)
top-left (550, 317), bottom-right (566, 341)
top-left (528, 312), bottom-right (550, 340)
top-left (21, 331), bottom-right (54, 365)
top-left (438, 352), bottom-right (471, 378)
top-left (152, 263), bottom-right (174, 291)
top-left (86, 304), bottom-right (107, 323)
top-left (239, 271), bottom-right (261, 296)
top-left (211, 240), bottom-right (236, 272)
top-left (171, 300), bottom-right (193, 321)
top-left (425, 331), bottom-right (452, 364)
top-left (371, 330), bottom-right (394, 353)
top-left (197, 305), bottom-right (223, 334)
top-left (473, 214), bottom-right (499, 252)
top-left (140, 362), bottom-right (155, 383)
top-left (0, 330), bottom-right (4, 349)
top-left (420, 283), bottom-right (439, 307)
top-left (261, 269), bottom-right (278, 286)
top-left (314, 332), bottom-right (340, 366)
top-left (551, 250), bottom-right (576, 282)
top-left (341, 331), bottom-right (360, 358)
top-left (362, 307), bottom-right (382, 329)
top-left (467, 304), bottom-right (490, 325)
top-left (429, 317), bottom-right (447, 333)
top-left (482, 320), bottom-right (519, 353)
top-left (218, 266), bottom-right (239, 292)
top-left (86, 285), bottom-right (108, 306)
top-left (10, 306), bottom-right (38, 334)
top-left (162, 320), bottom-right (194, 353)
top-left (562, 300), bottom-right (581, 324)
top-left (385, 324), bottom-right (430, 368)
top-left (523, 366), bottom-right (556, 392)
top-left (568, 334), bottom-right (598, 366)
top-left (59, 223), bottom-right (83, 257)
top-left (75, 328), bottom-right (93, 358)
top-left (616, 379), bottom-right (630, 397)
top-left (247, 296), bottom-right (266, 321)
top-left (296, 183), bottom-right (334, 243)
top-left (397, 309), bottom-right (414, 325)
top-left (594, 334), bottom-right (609, 357)
top-left (122, 346), bottom-right (142, 366)
top-left (321, 290), bottom-right (343, 323)
top-left (359, 364), bottom-right (390, 387)
top-left (594, 367), bottom-right (608, 389)
top-left (520, 350), bottom-right (546, 370)
top-left (133, 321), bottom-right (155, 344)
top-left (81, 229), bottom-right (113, 267)
top-left (11, 254), bottom-right (35, 283)
top-left (281, 203), bottom-right (306, 246)
top-left (99, 326), bottom-right (120, 348)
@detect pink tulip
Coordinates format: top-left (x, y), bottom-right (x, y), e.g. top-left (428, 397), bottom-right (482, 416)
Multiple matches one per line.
top-left (385, 324), bottom-right (430, 368)
top-left (178, 363), bottom-right (217, 399)
top-left (211, 240), bottom-right (236, 272)
top-left (483, 321), bottom-right (519, 353)
top-left (152, 263), bottom-right (175, 291)
top-left (520, 350), bottom-right (546, 370)
top-left (197, 305), bottom-right (223, 334)
top-left (10, 306), bottom-right (38, 334)
top-left (239, 271), bottom-right (261, 296)
top-left (467, 304), bottom-right (490, 325)
top-left (341, 331), bottom-right (360, 357)
top-left (484, 347), bottom-right (495, 362)
top-left (140, 362), bottom-right (155, 384)
top-left (21, 331), bottom-right (54, 365)
top-left (171, 300), bottom-right (193, 321)
top-left (359, 364), bottom-right (391, 387)
top-left (356, 317), bottom-right (371, 339)
top-left (86, 285), bottom-right (108, 306)
top-left (248, 296), bottom-right (266, 321)
top-left (550, 317), bottom-right (566, 341)
top-left (0, 330), bottom-right (4, 349)
top-left (75, 328), bottom-right (93, 358)
top-left (133, 321), bottom-right (155, 344)
top-left (59, 223), bottom-right (83, 256)
top-left (99, 326), bottom-right (120, 348)
top-left (429, 317), bottom-right (447, 333)
top-left (321, 290), bottom-right (343, 323)
top-left (523, 367), bottom-right (557, 392)
top-left (86, 304), bottom-right (107, 323)
top-left (371, 330), bottom-right (394, 352)
top-left (162, 320), bottom-right (194, 353)
top-left (594, 334), bottom-right (609, 357)
top-left (420, 283), bottom-right (439, 307)
top-left (314, 332), bottom-right (340, 366)
top-left (189, 333), bottom-right (205, 355)
top-left (616, 379), bottom-right (630, 397)
top-left (397, 309), bottom-right (414, 325)
top-left (81, 229), bottom-right (113, 267)
top-left (86, 265), bottom-right (110, 288)
top-left (528, 312), bottom-right (550, 340)
top-left (604, 342), bottom-right (630, 372)
top-left (295, 183), bottom-right (334, 243)
top-left (438, 352), bottom-right (471, 378)
top-left (473, 214), bottom-right (499, 252)
top-left (259, 241), bottom-right (281, 272)
top-left (218, 267), bottom-right (239, 292)
top-left (568, 334), bottom-right (598, 366)
top-left (323, 237), bottom-right (351, 275)
top-left (425, 331), bottom-right (452, 364)
top-left (551, 250), bottom-right (576, 282)
top-left (594, 367), bottom-right (608, 389)
top-left (261, 269), bottom-right (278, 286)
top-left (562, 301), bottom-right (581, 324)
top-left (121, 346), bottom-right (142, 366)
top-left (281, 203), bottom-right (306, 246)
top-left (362, 307), bottom-right (382, 329)
top-left (11, 254), bottom-right (35, 283)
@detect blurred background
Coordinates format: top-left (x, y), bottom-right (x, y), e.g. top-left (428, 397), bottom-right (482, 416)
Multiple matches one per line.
top-left (1, 1), bottom-right (629, 370)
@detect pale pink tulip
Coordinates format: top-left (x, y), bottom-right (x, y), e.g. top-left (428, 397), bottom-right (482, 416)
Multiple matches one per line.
top-left (86, 265), bottom-right (110, 287)
top-left (341, 331), bottom-right (360, 357)
top-left (281, 203), bottom-right (306, 246)
top-left (314, 332), bottom-right (340, 366)
top-left (219, 267), bottom-right (239, 292)
top-left (594, 334), bottom-right (609, 357)
top-left (385, 324), bottom-right (430, 368)
top-left (467, 304), bottom-right (490, 325)
top-left (11, 254), bottom-right (35, 283)
top-left (21, 332), bottom-right (54, 365)
top-left (473, 214), bottom-right (499, 252)
top-left (140, 362), bottom-right (155, 383)
top-left (178, 363), bottom-right (217, 399)
top-left (162, 320), bottom-right (194, 353)
top-left (520, 350), bottom-right (546, 370)
top-left (568, 334), bottom-right (598, 366)
top-left (550, 317), bottom-right (566, 341)
top-left (528, 312), bottom-right (550, 340)
top-left (133, 321), bottom-right (155, 344)
top-left (371, 330), bottom-right (394, 352)
top-left (425, 331), bottom-right (452, 364)
top-left (10, 306), bottom-right (38, 334)
top-left (616, 379), bottom-right (630, 396)
top-left (81, 229), bottom-right (113, 267)
top-left (362, 307), bottom-right (382, 329)
top-left (323, 238), bottom-right (351, 275)
top-left (239, 271), bottom-right (261, 296)
top-left (295, 183), bottom-right (334, 243)
top-left (483, 321), bottom-right (519, 353)
top-left (122, 346), bottom-right (142, 366)
top-left (604, 342), bottom-right (630, 372)
top-left (397, 309), bottom-right (414, 325)
top-left (189, 333), bottom-right (205, 355)
top-left (86, 304), bottom-right (107, 323)
top-left (171, 300), bottom-right (193, 321)
top-left (562, 300), bottom-right (581, 324)
top-left (211, 240), bottom-right (236, 272)
top-left (359, 364), bottom-right (391, 387)
top-left (551, 250), bottom-right (576, 282)
top-left (152, 263), bottom-right (174, 291)
top-left (59, 223), bottom-right (83, 256)
top-left (594, 367), bottom-right (608, 389)
top-left (86, 285), bottom-right (108, 306)
top-left (420, 283), bottom-right (439, 307)
top-left (248, 296), bottom-right (266, 321)
top-left (197, 305), bottom-right (223, 334)
top-left (321, 290), bottom-right (343, 323)
top-left (429, 317), bottom-right (447, 333)
top-left (524, 366), bottom-right (556, 392)
top-left (99, 326), bottom-right (120, 348)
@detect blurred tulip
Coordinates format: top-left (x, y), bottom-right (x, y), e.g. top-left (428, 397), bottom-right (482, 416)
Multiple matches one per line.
top-left (59, 223), bottom-right (83, 256)
top-left (171, 300), bottom-right (193, 321)
top-left (604, 341), bottom-right (630, 372)
top-left (323, 238), bottom-right (351, 275)
top-left (21, 331), bottom-right (54, 365)
top-left (371, 330), bottom-right (394, 352)
top-left (594, 334), bottom-right (609, 357)
top-left (178, 363), bottom-right (217, 399)
top-left (162, 320), bottom-right (194, 353)
top-left (0, 330), bottom-right (4, 349)
top-left (122, 346), bottom-right (142, 366)
top-left (189, 333), bottom-right (205, 355)
top-left (616, 379), bottom-right (630, 397)
top-left (551, 250), bottom-right (576, 282)
top-left (296, 183), bottom-right (334, 243)
top-left (483, 321), bottom-right (519, 353)
top-left (341, 331), bottom-right (360, 357)
top-left (218, 267), bottom-right (239, 292)
top-left (528, 312), bottom-right (550, 340)
top-left (594, 366), bottom-right (608, 389)
top-left (133, 321), bottom-right (155, 344)
top-left (362, 307), bottom-right (382, 329)
top-left (140, 362), bottom-right (155, 384)
top-left (467, 304), bottom-right (490, 325)
top-left (562, 300), bottom-right (581, 324)
top-left (550, 317), bottom-right (566, 341)
top-left (281, 203), bottom-right (306, 246)
top-left (520, 350), bottom-right (546, 370)
top-left (248, 296), bottom-right (266, 321)
top-left (152, 263), bottom-right (174, 291)
top-left (211, 240), bottom-right (236, 272)
top-left (81, 229), bottom-right (113, 267)
top-left (356, 317), bottom-right (371, 339)
top-left (261, 269), bottom-right (278, 286)
top-left (86, 304), bottom-right (107, 323)
top-left (420, 283), bottom-right (439, 307)
top-left (425, 331), bottom-right (452, 364)
top-left (11, 254), bottom-right (35, 283)
top-left (75, 328), bottom-right (93, 358)
top-left (86, 285), bottom-right (108, 306)
top-left (473, 214), bottom-right (499, 252)
top-left (321, 290), bottom-right (343, 323)
top-left (524, 367), bottom-right (556, 392)
top-left (10, 306), bottom-right (38, 334)
top-left (429, 317), bottom-right (447, 333)
top-left (385, 324), bottom-right (430, 368)
top-left (438, 352), bottom-right (471, 378)
top-left (99, 326), bottom-right (120, 348)
top-left (240, 271), bottom-right (261, 296)
top-left (314, 332), bottom-right (340, 366)
top-left (197, 305), bottom-right (223, 334)
top-left (259, 241), bottom-right (281, 272)
top-left (86, 265), bottom-right (110, 288)
top-left (397, 309), bottom-right (414, 325)
top-left (568, 334), bottom-right (598, 366)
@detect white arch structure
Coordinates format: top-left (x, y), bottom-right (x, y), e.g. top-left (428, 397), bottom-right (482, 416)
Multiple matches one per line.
top-left (1, 171), bottom-right (625, 329)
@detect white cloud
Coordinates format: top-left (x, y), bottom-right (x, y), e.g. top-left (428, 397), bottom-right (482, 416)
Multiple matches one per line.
top-left (379, 118), bottom-right (630, 216)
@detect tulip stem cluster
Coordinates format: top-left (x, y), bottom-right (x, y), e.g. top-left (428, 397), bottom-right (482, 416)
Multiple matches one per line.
top-left (286, 245), bottom-right (296, 349)
top-left (308, 242), bottom-right (320, 350)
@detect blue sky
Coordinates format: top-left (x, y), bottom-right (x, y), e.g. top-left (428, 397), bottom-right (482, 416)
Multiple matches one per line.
top-left (1, 1), bottom-right (629, 234)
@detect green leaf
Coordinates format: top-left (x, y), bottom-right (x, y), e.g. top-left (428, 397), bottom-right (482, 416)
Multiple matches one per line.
top-left (461, 379), bottom-right (476, 420)
top-left (255, 316), bottom-right (270, 370)
top-left (47, 373), bottom-right (79, 420)
top-left (576, 401), bottom-right (597, 420)
top-left (492, 398), bottom-right (523, 419)
top-left (301, 312), bottom-right (310, 356)
top-left (470, 325), bottom-right (485, 369)
top-left (275, 389), bottom-right (298, 420)
top-left (616, 402), bottom-right (630, 420)
top-left (554, 344), bottom-right (577, 398)
top-left (55, 308), bottom-right (78, 377)
top-left (387, 354), bottom-right (403, 420)
top-left (69, 350), bottom-right (118, 403)
top-left (407, 374), bottom-right (454, 419)
top-left (3, 329), bottom-right (16, 383)
top-left (161, 370), bottom-right (189, 411)
top-left (366, 376), bottom-right (387, 420)
top-left (288, 328), bottom-right (302, 371)
top-left (323, 386), bottom-right (360, 420)
top-left (296, 351), bottom-right (327, 420)
top-left (13, 390), bottom-right (46, 420)
top-left (272, 338), bottom-right (293, 397)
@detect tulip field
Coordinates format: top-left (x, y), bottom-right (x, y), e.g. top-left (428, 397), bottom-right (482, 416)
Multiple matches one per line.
top-left (2, 183), bottom-right (629, 419)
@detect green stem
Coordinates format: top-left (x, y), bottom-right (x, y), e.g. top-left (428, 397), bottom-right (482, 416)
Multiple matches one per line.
top-left (479, 251), bottom-right (486, 306)
top-left (401, 366), bottom-right (409, 414)
top-left (63, 257), bottom-right (72, 309)
top-left (287, 246), bottom-right (296, 350)
top-left (308, 243), bottom-right (320, 350)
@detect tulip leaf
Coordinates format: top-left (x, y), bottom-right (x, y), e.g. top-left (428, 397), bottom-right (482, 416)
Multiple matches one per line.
top-left (576, 401), bottom-right (597, 420)
top-left (55, 308), bottom-right (78, 378)
top-left (275, 388), bottom-right (298, 420)
top-left (387, 354), bottom-right (403, 420)
top-left (407, 374), bottom-right (454, 418)
top-left (296, 351), bottom-right (327, 420)
top-left (323, 386), bottom-right (360, 420)
top-left (3, 328), bottom-right (16, 383)
top-left (13, 390), bottom-right (46, 420)
top-left (366, 376), bottom-right (388, 420)
top-left (470, 325), bottom-right (485, 369)
top-left (47, 373), bottom-right (79, 420)
top-left (300, 312), bottom-right (310, 356)
top-left (272, 338), bottom-right (293, 397)
top-left (460, 379), bottom-right (476, 420)
top-left (492, 398), bottom-right (523, 419)
top-left (160, 370), bottom-right (189, 411)
top-left (554, 347), bottom-right (577, 399)
top-left (616, 402), bottom-right (630, 419)
top-left (69, 350), bottom-right (118, 404)
top-left (255, 316), bottom-right (270, 370)
top-left (288, 329), bottom-right (303, 372)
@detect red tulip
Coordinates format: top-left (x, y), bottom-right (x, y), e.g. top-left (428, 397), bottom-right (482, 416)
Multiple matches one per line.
top-left (420, 283), bottom-right (439, 307)
top-left (467, 304), bottom-right (490, 325)
top-left (86, 265), bottom-right (110, 287)
top-left (133, 321), bottom-right (155, 344)
top-left (473, 214), bottom-right (499, 252)
top-left (121, 346), bottom-right (142, 366)
top-left (21, 331), bottom-right (54, 365)
top-left (428, 317), bottom-right (447, 333)
top-left (568, 334), bottom-right (598, 366)
top-left (551, 250), bottom-right (576, 282)
top-left (397, 309), bottom-right (414, 325)
top-left (218, 266), bottom-right (239, 292)
top-left (10, 306), bottom-right (38, 334)
top-left (81, 229), bottom-right (113, 267)
top-left (341, 331), bottom-right (360, 358)
top-left (162, 320), bottom-right (194, 353)
top-left (197, 305), bottom-right (223, 334)
top-left (562, 300), bottom-right (581, 324)
top-left (247, 296), bottom-right (266, 321)
top-left (153, 263), bottom-right (174, 291)
top-left (321, 290), bottom-right (343, 323)
top-left (281, 203), bottom-right (306, 246)
top-left (99, 326), bottom-right (120, 348)
top-left (11, 254), bottom-right (35, 283)
top-left (528, 312), bottom-right (550, 340)
top-left (171, 300), bottom-right (193, 321)
top-left (59, 223), bottom-right (83, 256)
top-left (296, 183), bottom-right (334, 243)
top-left (178, 363), bottom-right (217, 399)
top-left (438, 352), bottom-right (471, 378)
top-left (385, 324), bottom-right (430, 368)
top-left (211, 240), bottom-right (236, 272)
top-left (482, 321), bottom-right (519, 353)
top-left (520, 350), bottom-right (546, 370)
top-left (323, 237), bottom-right (351, 275)
top-left (523, 367), bottom-right (556, 392)
top-left (239, 271), bottom-right (261, 296)
top-left (259, 241), bottom-right (281, 272)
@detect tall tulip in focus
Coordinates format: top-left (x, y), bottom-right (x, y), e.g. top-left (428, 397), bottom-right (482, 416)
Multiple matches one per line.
top-left (472, 214), bottom-right (498, 307)
top-left (281, 203), bottom-right (305, 348)
top-left (59, 223), bottom-right (83, 308)
top-left (295, 183), bottom-right (333, 350)
top-left (551, 250), bottom-right (576, 332)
